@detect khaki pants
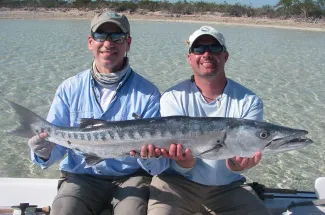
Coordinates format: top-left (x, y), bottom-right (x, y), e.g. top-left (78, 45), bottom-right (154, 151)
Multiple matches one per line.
top-left (148, 173), bottom-right (271, 215)
top-left (50, 171), bottom-right (151, 215)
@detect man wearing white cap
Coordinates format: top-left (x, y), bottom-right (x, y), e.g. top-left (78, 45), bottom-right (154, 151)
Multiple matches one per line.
top-left (148, 26), bottom-right (271, 214)
top-left (26, 11), bottom-right (168, 215)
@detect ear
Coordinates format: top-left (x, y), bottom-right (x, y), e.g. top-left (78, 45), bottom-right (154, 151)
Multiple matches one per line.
top-left (88, 35), bottom-right (93, 51)
top-left (224, 51), bottom-right (229, 62)
top-left (187, 53), bottom-right (192, 65)
top-left (126, 36), bottom-right (132, 52)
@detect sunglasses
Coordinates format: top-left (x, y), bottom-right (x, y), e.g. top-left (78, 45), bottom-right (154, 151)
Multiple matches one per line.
top-left (190, 44), bottom-right (226, 55)
top-left (91, 31), bottom-right (129, 44)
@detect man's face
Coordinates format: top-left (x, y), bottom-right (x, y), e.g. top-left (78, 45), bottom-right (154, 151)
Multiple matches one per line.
top-left (187, 35), bottom-right (228, 78)
top-left (88, 22), bottom-right (131, 73)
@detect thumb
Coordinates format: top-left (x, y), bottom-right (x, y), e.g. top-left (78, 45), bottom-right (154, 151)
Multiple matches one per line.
top-left (28, 135), bottom-right (44, 148)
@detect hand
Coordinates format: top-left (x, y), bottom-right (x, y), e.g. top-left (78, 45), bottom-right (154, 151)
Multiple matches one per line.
top-left (161, 144), bottom-right (195, 168)
top-left (28, 132), bottom-right (56, 160)
top-left (226, 152), bottom-right (262, 172)
top-left (129, 144), bottom-right (161, 159)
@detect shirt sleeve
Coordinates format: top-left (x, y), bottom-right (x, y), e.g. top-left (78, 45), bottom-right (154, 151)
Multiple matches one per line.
top-left (30, 84), bottom-right (69, 168)
top-left (136, 89), bottom-right (171, 175)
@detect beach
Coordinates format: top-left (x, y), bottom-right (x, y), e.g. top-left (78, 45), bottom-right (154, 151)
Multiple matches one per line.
top-left (1, 7), bottom-right (325, 31)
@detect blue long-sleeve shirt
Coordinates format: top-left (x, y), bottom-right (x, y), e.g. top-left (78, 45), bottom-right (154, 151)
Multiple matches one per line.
top-left (31, 67), bottom-right (169, 176)
top-left (160, 78), bottom-right (263, 186)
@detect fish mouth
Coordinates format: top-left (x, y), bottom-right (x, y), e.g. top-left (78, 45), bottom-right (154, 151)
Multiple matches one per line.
top-left (265, 136), bottom-right (313, 150)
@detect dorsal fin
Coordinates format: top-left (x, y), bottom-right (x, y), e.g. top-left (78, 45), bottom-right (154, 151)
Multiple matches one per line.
top-left (79, 118), bottom-right (107, 129)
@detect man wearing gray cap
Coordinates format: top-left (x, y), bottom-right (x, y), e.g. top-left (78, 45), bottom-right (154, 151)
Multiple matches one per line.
top-left (26, 11), bottom-right (167, 215)
top-left (148, 26), bottom-right (271, 214)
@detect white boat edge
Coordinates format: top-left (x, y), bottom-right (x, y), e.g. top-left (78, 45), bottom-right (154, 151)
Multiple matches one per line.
top-left (0, 177), bottom-right (324, 215)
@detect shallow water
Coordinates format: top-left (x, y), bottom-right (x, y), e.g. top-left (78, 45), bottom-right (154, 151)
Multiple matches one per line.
top-left (0, 19), bottom-right (324, 190)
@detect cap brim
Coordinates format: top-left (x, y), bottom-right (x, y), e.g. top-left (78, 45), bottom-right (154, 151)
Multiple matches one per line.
top-left (91, 20), bottom-right (128, 33)
top-left (190, 32), bottom-right (222, 48)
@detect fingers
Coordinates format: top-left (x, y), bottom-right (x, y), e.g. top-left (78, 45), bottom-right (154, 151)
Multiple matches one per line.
top-left (38, 132), bottom-right (48, 139)
top-left (28, 133), bottom-right (47, 148)
top-left (129, 150), bottom-right (136, 157)
top-left (139, 144), bottom-right (161, 159)
top-left (231, 152), bottom-right (262, 170)
top-left (136, 143), bottom-right (194, 160)
top-left (160, 148), bottom-right (169, 158)
top-left (140, 145), bottom-right (148, 158)
top-left (254, 152), bottom-right (262, 164)
top-left (168, 144), bottom-right (185, 160)
top-left (166, 144), bottom-right (193, 161)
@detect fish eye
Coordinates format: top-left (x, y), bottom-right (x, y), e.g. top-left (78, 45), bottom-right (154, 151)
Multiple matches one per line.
top-left (259, 130), bottom-right (269, 139)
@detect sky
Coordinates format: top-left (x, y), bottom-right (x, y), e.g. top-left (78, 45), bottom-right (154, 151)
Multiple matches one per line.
top-left (224, 0), bottom-right (278, 7)
top-left (169, 0), bottom-right (279, 7)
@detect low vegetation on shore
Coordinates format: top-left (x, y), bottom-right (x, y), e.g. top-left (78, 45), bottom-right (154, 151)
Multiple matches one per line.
top-left (1, 0), bottom-right (325, 23)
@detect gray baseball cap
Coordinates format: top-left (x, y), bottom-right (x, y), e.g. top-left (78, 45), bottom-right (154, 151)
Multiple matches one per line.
top-left (90, 11), bottom-right (130, 34)
top-left (188, 26), bottom-right (226, 51)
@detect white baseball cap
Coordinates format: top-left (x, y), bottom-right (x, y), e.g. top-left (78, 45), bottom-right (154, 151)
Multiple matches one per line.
top-left (188, 26), bottom-right (226, 51)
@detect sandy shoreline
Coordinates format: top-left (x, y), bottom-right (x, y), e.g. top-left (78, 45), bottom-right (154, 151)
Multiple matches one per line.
top-left (1, 8), bottom-right (325, 32)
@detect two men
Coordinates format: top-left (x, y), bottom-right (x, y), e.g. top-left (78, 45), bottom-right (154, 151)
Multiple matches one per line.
top-left (27, 11), bottom-right (269, 214)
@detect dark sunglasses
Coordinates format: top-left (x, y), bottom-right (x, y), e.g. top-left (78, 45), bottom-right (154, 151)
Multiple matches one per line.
top-left (91, 31), bottom-right (129, 44)
top-left (190, 44), bottom-right (226, 55)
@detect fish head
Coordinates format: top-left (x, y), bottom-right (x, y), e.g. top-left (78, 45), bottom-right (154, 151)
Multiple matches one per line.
top-left (224, 119), bottom-right (313, 157)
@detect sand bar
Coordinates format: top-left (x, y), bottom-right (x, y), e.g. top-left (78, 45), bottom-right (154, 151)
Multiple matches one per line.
top-left (1, 8), bottom-right (325, 32)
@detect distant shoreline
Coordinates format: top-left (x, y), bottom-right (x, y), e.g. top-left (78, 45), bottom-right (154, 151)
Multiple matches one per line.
top-left (1, 8), bottom-right (325, 32)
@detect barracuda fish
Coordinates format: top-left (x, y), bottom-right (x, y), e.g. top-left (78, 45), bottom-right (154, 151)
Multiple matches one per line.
top-left (5, 99), bottom-right (313, 167)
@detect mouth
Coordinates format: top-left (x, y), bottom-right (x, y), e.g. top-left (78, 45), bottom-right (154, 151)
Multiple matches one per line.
top-left (265, 136), bottom-right (313, 150)
top-left (287, 137), bottom-right (313, 144)
top-left (100, 49), bottom-right (117, 55)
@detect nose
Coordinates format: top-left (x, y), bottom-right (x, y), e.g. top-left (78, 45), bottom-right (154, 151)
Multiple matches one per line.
top-left (103, 40), bottom-right (114, 47)
top-left (203, 50), bottom-right (210, 55)
top-left (202, 49), bottom-right (212, 58)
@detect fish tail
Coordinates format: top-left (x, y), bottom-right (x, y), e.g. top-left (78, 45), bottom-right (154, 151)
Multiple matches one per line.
top-left (5, 99), bottom-right (49, 138)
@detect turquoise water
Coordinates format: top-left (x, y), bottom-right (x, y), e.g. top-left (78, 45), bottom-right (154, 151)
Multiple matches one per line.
top-left (0, 19), bottom-right (324, 190)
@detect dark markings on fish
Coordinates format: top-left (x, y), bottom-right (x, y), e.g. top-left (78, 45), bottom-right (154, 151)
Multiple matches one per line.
top-left (67, 140), bottom-right (71, 145)
top-left (169, 128), bottom-right (177, 136)
top-left (87, 133), bottom-right (92, 141)
top-left (93, 133), bottom-right (99, 140)
top-left (100, 132), bottom-right (107, 141)
top-left (199, 127), bottom-right (205, 135)
top-left (41, 128), bottom-right (45, 133)
top-left (61, 132), bottom-right (66, 139)
top-left (47, 127), bottom-right (51, 133)
top-left (80, 133), bottom-right (85, 140)
top-left (35, 129), bottom-right (39, 134)
top-left (159, 127), bottom-right (166, 137)
top-left (106, 130), bottom-right (115, 139)
top-left (149, 128), bottom-right (156, 137)
top-left (137, 130), bottom-right (145, 138)
top-left (127, 130), bottom-right (135, 140)
top-left (181, 126), bottom-right (190, 135)
top-left (73, 133), bottom-right (79, 139)
top-left (117, 130), bottom-right (125, 140)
